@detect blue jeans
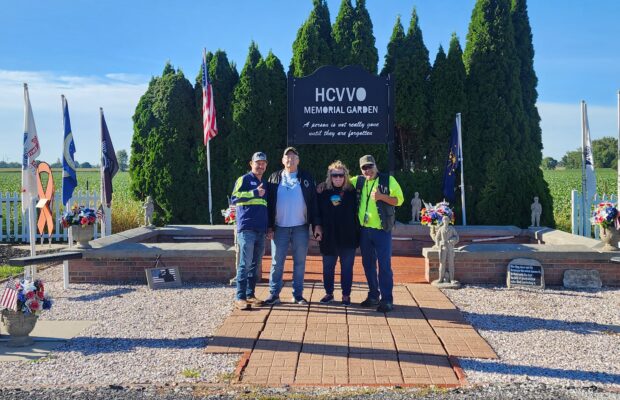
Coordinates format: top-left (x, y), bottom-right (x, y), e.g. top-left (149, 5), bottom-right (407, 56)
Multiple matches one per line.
top-left (269, 225), bottom-right (309, 299)
top-left (360, 227), bottom-right (393, 304)
top-left (322, 247), bottom-right (356, 296)
top-left (236, 229), bottom-right (265, 300)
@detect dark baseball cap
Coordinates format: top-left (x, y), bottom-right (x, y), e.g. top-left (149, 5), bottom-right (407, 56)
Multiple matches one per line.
top-left (282, 147), bottom-right (299, 157)
top-left (359, 155), bottom-right (376, 168)
top-left (251, 152), bottom-right (267, 162)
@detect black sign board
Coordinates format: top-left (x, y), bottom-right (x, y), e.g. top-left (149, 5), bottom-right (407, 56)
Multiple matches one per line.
top-left (507, 258), bottom-right (545, 289)
top-left (288, 65), bottom-right (394, 147)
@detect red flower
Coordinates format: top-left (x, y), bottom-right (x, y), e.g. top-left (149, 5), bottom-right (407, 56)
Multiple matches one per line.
top-left (26, 291), bottom-right (35, 299)
top-left (37, 291), bottom-right (45, 300)
top-left (30, 301), bottom-right (40, 310)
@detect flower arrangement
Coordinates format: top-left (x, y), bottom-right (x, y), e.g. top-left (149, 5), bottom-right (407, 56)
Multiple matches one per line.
top-left (221, 205), bottom-right (236, 224)
top-left (420, 201), bottom-right (455, 226)
top-left (591, 202), bottom-right (619, 230)
top-left (7, 279), bottom-right (53, 315)
top-left (61, 205), bottom-right (97, 228)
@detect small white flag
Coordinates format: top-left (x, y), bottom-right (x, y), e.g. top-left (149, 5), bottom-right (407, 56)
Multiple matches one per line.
top-left (21, 84), bottom-right (41, 213)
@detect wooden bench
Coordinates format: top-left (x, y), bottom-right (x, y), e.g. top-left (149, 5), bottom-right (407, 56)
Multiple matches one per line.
top-left (9, 252), bottom-right (83, 288)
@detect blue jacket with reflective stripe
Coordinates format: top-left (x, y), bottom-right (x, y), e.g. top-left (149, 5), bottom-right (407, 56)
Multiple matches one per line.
top-left (231, 172), bottom-right (268, 232)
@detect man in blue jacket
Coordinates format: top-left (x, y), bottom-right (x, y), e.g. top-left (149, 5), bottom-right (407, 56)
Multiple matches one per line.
top-left (231, 152), bottom-right (268, 310)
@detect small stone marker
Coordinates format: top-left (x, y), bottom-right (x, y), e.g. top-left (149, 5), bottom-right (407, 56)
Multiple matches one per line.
top-left (563, 270), bottom-right (602, 289)
top-left (507, 258), bottom-right (545, 289)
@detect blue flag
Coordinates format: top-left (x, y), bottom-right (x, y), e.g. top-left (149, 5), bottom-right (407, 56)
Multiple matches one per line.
top-left (442, 122), bottom-right (460, 202)
top-left (61, 96), bottom-right (77, 205)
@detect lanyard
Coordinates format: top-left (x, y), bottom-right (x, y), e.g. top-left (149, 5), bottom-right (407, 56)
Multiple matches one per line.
top-left (363, 179), bottom-right (377, 221)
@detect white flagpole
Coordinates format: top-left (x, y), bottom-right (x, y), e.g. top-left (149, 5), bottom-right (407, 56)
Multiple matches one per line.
top-left (207, 138), bottom-right (213, 225)
top-left (617, 90), bottom-right (619, 203)
top-left (580, 100), bottom-right (587, 236)
top-left (457, 113), bottom-right (466, 226)
top-left (100, 108), bottom-right (106, 238)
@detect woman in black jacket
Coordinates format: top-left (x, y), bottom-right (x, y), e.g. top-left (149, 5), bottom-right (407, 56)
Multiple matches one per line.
top-left (317, 160), bottom-right (359, 305)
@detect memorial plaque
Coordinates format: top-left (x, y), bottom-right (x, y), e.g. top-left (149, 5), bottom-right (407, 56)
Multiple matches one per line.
top-left (507, 258), bottom-right (545, 289)
top-left (145, 266), bottom-right (182, 289)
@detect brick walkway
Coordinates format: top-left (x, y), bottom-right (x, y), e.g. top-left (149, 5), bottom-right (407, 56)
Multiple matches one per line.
top-left (206, 280), bottom-right (497, 386)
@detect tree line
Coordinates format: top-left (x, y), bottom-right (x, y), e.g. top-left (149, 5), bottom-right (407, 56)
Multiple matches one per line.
top-left (542, 137), bottom-right (618, 170)
top-left (130, 0), bottom-right (553, 228)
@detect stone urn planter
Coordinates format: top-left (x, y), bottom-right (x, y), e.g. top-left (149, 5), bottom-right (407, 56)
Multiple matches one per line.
top-left (71, 225), bottom-right (93, 249)
top-left (599, 226), bottom-right (620, 251)
top-left (1, 309), bottom-right (38, 347)
top-left (429, 225), bottom-right (439, 249)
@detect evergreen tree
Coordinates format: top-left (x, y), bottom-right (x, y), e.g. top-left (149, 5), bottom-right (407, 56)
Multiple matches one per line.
top-left (393, 8), bottom-right (431, 170)
top-left (130, 63), bottom-right (202, 224)
top-left (463, 0), bottom-right (548, 226)
top-left (332, 0), bottom-right (356, 67)
top-left (290, 0), bottom-right (334, 77)
top-left (194, 50), bottom-right (239, 222)
top-left (381, 15), bottom-right (405, 77)
top-left (429, 45), bottom-right (448, 169)
top-left (511, 0), bottom-right (554, 226)
top-left (352, 0), bottom-right (378, 74)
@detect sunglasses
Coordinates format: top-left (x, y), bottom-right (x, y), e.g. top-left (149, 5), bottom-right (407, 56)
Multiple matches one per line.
top-left (361, 164), bottom-right (374, 171)
top-left (331, 173), bottom-right (345, 178)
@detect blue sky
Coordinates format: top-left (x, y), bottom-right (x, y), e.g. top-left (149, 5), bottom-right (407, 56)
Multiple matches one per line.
top-left (0, 0), bottom-right (618, 164)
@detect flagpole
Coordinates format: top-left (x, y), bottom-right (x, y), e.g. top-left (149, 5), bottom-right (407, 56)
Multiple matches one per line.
top-left (580, 101), bottom-right (587, 236)
top-left (207, 138), bottom-right (213, 225)
top-left (456, 113), bottom-right (466, 226)
top-left (617, 90), bottom-right (619, 203)
top-left (100, 107), bottom-right (106, 238)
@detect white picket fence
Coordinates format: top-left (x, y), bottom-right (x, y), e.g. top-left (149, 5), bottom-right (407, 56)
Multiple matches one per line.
top-left (0, 190), bottom-right (108, 243)
top-left (571, 190), bottom-right (617, 239)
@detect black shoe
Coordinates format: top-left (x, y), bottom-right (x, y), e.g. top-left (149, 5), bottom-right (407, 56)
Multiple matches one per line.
top-left (360, 297), bottom-right (380, 308)
top-left (377, 302), bottom-right (394, 313)
top-left (263, 294), bottom-right (280, 306)
top-left (341, 295), bottom-right (351, 306)
top-left (319, 294), bottom-right (334, 304)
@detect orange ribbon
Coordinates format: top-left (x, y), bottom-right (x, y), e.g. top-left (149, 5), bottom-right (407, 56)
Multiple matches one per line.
top-left (36, 162), bottom-right (55, 237)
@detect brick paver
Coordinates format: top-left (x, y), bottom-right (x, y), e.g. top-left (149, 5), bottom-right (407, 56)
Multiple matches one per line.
top-left (206, 281), bottom-right (495, 386)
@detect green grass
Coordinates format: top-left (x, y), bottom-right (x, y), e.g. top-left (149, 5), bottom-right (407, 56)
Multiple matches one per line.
top-left (0, 265), bottom-right (23, 280)
top-left (181, 368), bottom-right (201, 379)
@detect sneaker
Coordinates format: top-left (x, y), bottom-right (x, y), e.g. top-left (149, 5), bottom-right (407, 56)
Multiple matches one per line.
top-left (319, 294), bottom-right (334, 304)
top-left (246, 295), bottom-right (263, 306)
top-left (291, 296), bottom-right (309, 305)
top-left (263, 294), bottom-right (280, 306)
top-left (377, 302), bottom-right (394, 313)
top-left (341, 295), bottom-right (351, 306)
top-left (360, 297), bottom-right (380, 308)
top-left (235, 299), bottom-right (250, 310)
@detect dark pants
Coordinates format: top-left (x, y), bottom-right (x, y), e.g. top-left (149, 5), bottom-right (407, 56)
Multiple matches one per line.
top-left (322, 247), bottom-right (356, 296)
top-left (360, 227), bottom-right (393, 304)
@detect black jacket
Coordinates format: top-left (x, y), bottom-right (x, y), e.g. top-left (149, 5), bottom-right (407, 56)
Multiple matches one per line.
top-left (317, 187), bottom-right (359, 255)
top-left (267, 169), bottom-right (321, 230)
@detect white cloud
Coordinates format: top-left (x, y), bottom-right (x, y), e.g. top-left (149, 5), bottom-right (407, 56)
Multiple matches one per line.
top-left (538, 101), bottom-right (617, 160)
top-left (0, 69), bottom-right (148, 164)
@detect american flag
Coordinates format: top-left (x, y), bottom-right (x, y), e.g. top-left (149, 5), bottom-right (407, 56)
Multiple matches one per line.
top-left (96, 203), bottom-right (105, 223)
top-left (0, 277), bottom-right (18, 311)
top-left (202, 49), bottom-right (218, 145)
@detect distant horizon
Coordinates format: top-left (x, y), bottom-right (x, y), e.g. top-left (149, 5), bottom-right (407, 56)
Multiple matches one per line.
top-left (1, 1), bottom-right (618, 164)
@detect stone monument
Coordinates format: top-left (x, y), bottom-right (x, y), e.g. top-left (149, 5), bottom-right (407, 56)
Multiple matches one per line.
top-left (410, 192), bottom-right (422, 224)
top-left (530, 196), bottom-right (542, 227)
top-left (431, 215), bottom-right (460, 288)
top-left (143, 196), bottom-right (155, 228)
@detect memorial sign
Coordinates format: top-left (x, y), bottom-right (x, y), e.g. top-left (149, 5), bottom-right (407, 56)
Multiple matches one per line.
top-left (287, 65), bottom-right (394, 146)
top-left (146, 255), bottom-right (182, 289)
top-left (506, 258), bottom-right (545, 289)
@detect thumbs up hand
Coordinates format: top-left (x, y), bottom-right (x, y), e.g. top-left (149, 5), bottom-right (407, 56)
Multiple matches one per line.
top-left (257, 183), bottom-right (265, 197)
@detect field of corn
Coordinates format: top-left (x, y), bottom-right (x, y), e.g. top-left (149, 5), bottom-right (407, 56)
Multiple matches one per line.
top-left (1, 168), bottom-right (618, 235)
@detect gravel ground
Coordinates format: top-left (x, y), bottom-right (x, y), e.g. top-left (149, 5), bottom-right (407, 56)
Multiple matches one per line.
top-left (0, 265), bottom-right (239, 385)
top-left (443, 285), bottom-right (620, 389)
